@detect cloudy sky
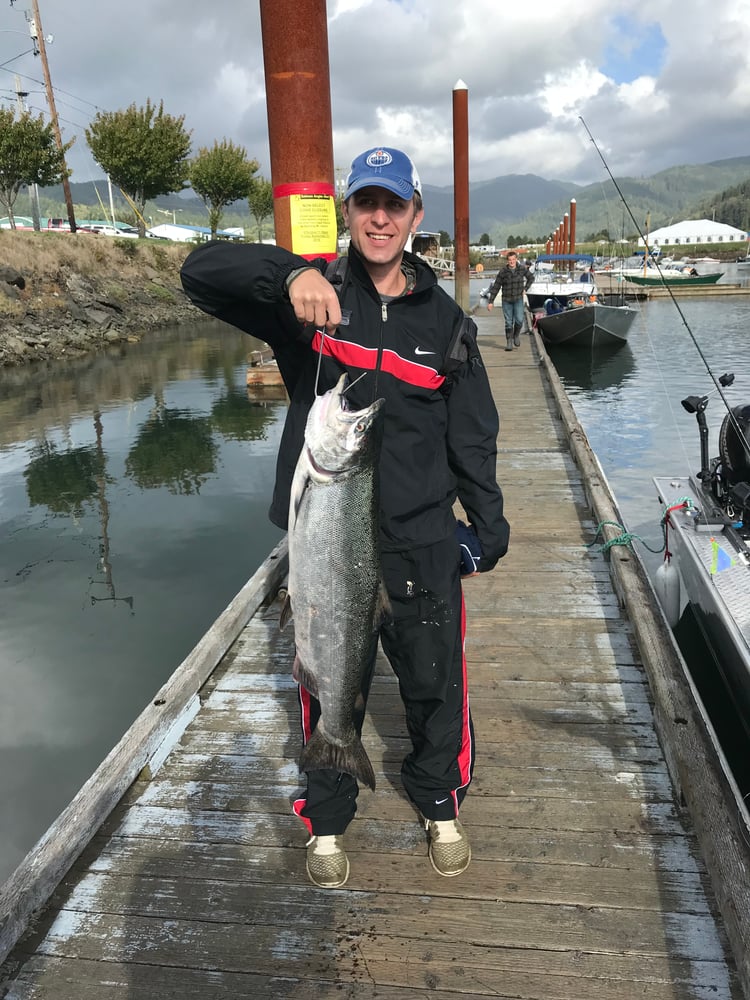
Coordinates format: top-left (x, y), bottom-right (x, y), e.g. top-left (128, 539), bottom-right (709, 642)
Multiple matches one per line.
top-left (1, 0), bottom-right (749, 192)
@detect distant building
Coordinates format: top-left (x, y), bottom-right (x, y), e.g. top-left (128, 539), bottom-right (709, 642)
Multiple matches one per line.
top-left (411, 231), bottom-right (442, 256)
top-left (640, 219), bottom-right (745, 247)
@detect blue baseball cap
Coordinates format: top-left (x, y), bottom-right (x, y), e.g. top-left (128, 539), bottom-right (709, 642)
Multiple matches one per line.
top-left (344, 147), bottom-right (421, 201)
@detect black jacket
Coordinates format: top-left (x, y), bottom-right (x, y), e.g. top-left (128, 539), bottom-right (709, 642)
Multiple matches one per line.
top-left (180, 241), bottom-right (509, 569)
top-left (487, 262), bottom-right (534, 303)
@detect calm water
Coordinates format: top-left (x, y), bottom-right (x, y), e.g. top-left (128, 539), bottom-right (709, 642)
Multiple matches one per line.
top-left (0, 320), bottom-right (285, 882)
top-left (1, 274), bottom-right (749, 883)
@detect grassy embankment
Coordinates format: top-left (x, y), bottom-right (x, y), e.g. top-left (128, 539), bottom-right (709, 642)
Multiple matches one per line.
top-left (0, 230), bottom-right (194, 320)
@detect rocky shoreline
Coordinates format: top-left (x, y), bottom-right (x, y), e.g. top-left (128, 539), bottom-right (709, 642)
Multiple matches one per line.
top-left (0, 233), bottom-right (199, 367)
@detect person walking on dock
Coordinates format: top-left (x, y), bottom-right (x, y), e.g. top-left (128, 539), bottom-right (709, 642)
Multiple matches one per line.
top-left (180, 146), bottom-right (509, 889)
top-left (486, 251), bottom-right (534, 350)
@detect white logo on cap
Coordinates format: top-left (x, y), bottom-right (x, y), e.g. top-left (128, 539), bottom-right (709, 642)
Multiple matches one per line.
top-left (366, 149), bottom-right (393, 168)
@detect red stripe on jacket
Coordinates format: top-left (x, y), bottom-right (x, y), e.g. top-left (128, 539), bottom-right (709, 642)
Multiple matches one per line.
top-left (310, 331), bottom-right (445, 390)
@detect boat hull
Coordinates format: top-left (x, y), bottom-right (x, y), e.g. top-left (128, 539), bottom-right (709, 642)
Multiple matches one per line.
top-left (535, 303), bottom-right (636, 348)
top-left (626, 272), bottom-right (723, 287)
top-left (654, 475), bottom-right (750, 741)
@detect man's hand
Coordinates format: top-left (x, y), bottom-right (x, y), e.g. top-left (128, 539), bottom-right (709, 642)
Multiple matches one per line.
top-left (287, 268), bottom-right (341, 332)
top-left (486, 301), bottom-right (494, 311)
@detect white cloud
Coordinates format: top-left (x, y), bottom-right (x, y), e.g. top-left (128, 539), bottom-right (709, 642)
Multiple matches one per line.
top-left (1, 0), bottom-right (748, 189)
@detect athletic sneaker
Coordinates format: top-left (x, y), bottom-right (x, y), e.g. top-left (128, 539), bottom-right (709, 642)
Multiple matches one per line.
top-left (305, 835), bottom-right (350, 888)
top-left (424, 818), bottom-right (471, 877)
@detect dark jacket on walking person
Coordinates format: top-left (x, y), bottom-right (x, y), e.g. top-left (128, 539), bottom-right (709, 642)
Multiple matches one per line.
top-left (486, 257), bottom-right (534, 304)
top-left (180, 146), bottom-right (510, 889)
top-left (486, 252), bottom-right (534, 350)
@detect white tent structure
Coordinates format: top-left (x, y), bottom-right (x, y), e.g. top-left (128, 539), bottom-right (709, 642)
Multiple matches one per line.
top-left (639, 218), bottom-right (746, 248)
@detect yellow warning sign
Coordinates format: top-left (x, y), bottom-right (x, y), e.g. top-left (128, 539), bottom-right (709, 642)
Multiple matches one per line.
top-left (289, 194), bottom-right (337, 257)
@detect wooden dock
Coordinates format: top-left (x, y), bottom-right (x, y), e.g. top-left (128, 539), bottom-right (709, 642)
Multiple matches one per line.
top-left (2, 321), bottom-right (750, 999)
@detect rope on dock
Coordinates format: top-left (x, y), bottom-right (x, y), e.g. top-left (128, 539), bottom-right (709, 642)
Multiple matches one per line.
top-left (587, 519), bottom-right (665, 554)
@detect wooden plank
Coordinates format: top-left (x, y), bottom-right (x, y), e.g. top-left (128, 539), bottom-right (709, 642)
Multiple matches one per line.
top-left (14, 890), bottom-right (729, 992)
top-left (12, 888), bottom-right (732, 988)
top-left (6, 945), bottom-right (738, 1000)
top-left (89, 816), bottom-right (707, 875)
top-left (73, 834), bottom-right (710, 907)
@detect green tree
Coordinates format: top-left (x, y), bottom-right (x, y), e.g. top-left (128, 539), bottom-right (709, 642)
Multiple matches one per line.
top-left (85, 99), bottom-right (192, 237)
top-left (189, 140), bottom-right (258, 238)
top-left (0, 108), bottom-right (70, 229)
top-left (439, 230), bottom-right (452, 247)
top-left (247, 176), bottom-right (274, 242)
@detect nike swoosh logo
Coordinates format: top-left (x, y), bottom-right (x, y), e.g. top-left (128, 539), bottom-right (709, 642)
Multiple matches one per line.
top-left (414, 347), bottom-right (435, 356)
top-left (434, 797), bottom-right (450, 805)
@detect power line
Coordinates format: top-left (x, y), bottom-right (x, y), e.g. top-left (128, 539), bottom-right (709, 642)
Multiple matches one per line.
top-left (0, 48), bottom-right (35, 70)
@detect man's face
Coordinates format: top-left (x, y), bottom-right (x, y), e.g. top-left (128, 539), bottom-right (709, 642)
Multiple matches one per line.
top-left (507, 254), bottom-right (518, 268)
top-left (342, 186), bottom-right (424, 269)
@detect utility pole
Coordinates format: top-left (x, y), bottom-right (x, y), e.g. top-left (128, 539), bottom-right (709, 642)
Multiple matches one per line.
top-left (28, 0), bottom-right (76, 232)
top-left (452, 80), bottom-right (470, 312)
top-left (14, 74), bottom-right (41, 230)
top-left (259, 0), bottom-right (336, 260)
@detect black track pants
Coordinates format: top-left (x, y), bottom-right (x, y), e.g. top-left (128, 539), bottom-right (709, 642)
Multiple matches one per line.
top-left (293, 536), bottom-right (475, 836)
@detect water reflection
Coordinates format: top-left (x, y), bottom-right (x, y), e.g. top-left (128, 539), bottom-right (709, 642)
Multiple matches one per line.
top-left (547, 342), bottom-right (636, 392)
top-left (0, 319), bottom-right (286, 882)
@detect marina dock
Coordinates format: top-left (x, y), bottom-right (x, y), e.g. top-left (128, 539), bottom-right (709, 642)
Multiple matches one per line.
top-left (2, 319), bottom-right (749, 998)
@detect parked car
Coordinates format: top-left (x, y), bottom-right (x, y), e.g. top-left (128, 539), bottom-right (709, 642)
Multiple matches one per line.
top-left (79, 224), bottom-right (139, 238)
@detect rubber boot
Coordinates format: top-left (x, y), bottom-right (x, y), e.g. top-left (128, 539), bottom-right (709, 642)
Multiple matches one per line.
top-left (504, 330), bottom-right (513, 351)
top-left (512, 323), bottom-right (522, 347)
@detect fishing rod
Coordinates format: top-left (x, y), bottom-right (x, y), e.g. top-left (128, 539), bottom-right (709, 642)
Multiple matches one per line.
top-left (579, 116), bottom-right (749, 451)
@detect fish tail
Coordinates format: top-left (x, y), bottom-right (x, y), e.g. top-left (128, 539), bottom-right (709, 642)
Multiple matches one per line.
top-left (300, 727), bottom-right (376, 791)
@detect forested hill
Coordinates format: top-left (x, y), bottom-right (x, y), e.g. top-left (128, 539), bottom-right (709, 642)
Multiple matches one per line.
top-left (30, 154), bottom-right (750, 244)
top-left (695, 175), bottom-right (750, 232)
top-left (479, 155), bottom-right (750, 245)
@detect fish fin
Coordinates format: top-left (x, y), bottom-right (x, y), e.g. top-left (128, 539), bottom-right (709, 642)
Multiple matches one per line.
top-left (374, 581), bottom-right (392, 628)
top-left (279, 593), bottom-right (293, 630)
top-left (290, 471), bottom-right (312, 524)
top-left (300, 727), bottom-right (376, 791)
top-left (293, 655), bottom-right (319, 699)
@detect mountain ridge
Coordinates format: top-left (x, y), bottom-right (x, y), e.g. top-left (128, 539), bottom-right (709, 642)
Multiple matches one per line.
top-left (25, 154), bottom-right (750, 243)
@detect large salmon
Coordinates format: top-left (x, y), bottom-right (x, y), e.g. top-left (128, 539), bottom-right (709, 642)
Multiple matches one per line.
top-left (282, 374), bottom-right (388, 790)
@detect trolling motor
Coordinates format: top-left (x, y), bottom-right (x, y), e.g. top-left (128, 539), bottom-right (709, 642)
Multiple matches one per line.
top-left (681, 373), bottom-right (750, 529)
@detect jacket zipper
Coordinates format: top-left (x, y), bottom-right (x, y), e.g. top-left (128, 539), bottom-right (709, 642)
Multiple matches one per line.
top-left (372, 302), bottom-right (389, 397)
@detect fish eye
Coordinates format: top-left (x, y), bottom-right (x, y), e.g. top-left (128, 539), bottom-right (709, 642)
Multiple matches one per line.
top-left (355, 420), bottom-right (366, 432)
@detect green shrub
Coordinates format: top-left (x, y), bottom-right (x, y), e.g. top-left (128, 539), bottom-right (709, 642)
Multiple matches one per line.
top-left (148, 245), bottom-right (169, 271)
top-left (115, 238), bottom-right (138, 258)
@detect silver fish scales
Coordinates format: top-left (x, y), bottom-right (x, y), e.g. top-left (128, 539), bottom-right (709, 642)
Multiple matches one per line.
top-left (281, 374), bottom-right (389, 790)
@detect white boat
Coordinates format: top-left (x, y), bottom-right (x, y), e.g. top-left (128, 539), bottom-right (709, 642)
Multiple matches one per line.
top-left (525, 253), bottom-right (599, 311)
top-left (654, 377), bottom-right (750, 741)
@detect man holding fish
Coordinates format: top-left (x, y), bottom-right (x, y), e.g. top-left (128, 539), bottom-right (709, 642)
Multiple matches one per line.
top-left (181, 147), bottom-right (510, 888)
